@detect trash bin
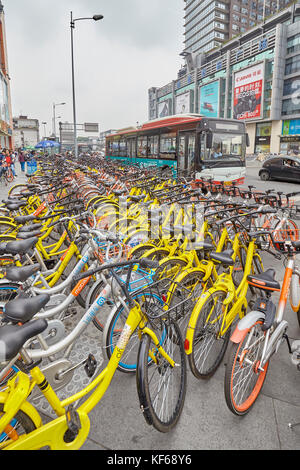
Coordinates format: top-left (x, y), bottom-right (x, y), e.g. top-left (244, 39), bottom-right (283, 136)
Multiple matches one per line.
top-left (27, 159), bottom-right (37, 175)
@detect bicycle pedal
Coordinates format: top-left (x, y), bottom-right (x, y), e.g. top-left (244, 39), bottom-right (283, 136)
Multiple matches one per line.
top-left (84, 354), bottom-right (97, 378)
top-left (65, 404), bottom-right (81, 440)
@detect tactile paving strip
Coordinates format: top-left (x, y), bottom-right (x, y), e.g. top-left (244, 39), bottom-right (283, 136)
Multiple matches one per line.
top-left (31, 309), bottom-right (104, 419)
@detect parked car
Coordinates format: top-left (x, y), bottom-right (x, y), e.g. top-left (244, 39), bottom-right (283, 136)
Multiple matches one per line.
top-left (259, 156), bottom-right (300, 182)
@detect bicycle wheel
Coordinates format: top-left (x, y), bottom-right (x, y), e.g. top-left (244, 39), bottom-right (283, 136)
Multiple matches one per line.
top-left (5, 169), bottom-right (14, 183)
top-left (104, 291), bottom-right (165, 372)
top-left (152, 257), bottom-right (188, 289)
top-left (0, 283), bottom-right (19, 309)
top-left (0, 403), bottom-right (37, 445)
top-left (167, 268), bottom-right (208, 335)
top-left (8, 184), bottom-right (29, 197)
top-left (224, 320), bottom-right (269, 416)
top-left (136, 318), bottom-right (186, 432)
top-left (188, 290), bottom-right (231, 379)
top-left (88, 280), bottom-right (114, 332)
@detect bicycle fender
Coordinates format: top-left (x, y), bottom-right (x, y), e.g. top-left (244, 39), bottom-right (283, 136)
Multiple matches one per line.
top-left (185, 289), bottom-right (227, 355)
top-left (230, 311), bottom-right (265, 343)
top-left (290, 273), bottom-right (300, 312)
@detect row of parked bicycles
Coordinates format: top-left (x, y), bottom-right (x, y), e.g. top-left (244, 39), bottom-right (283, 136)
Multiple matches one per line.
top-left (0, 154), bottom-right (299, 449)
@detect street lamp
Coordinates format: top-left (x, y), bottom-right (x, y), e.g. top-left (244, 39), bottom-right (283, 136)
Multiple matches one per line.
top-left (42, 122), bottom-right (47, 139)
top-left (70, 11), bottom-right (103, 159)
top-left (52, 102), bottom-right (66, 138)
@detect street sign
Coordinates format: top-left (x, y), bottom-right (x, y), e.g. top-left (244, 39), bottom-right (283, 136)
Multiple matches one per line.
top-left (84, 123), bottom-right (99, 132)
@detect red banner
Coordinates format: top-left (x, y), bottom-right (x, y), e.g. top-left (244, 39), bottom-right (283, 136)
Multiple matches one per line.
top-left (233, 63), bottom-right (264, 120)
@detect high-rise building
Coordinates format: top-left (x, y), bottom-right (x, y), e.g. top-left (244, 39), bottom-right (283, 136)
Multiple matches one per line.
top-left (149, 3), bottom-right (300, 154)
top-left (0, 1), bottom-right (13, 149)
top-left (183, 0), bottom-right (292, 57)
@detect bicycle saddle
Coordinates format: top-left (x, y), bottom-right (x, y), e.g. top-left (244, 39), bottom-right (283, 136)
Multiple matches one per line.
top-left (14, 215), bottom-right (36, 224)
top-left (5, 263), bottom-right (41, 283)
top-left (5, 237), bottom-right (39, 255)
top-left (3, 200), bottom-right (27, 207)
top-left (17, 230), bottom-right (41, 240)
top-left (210, 249), bottom-right (234, 266)
top-left (3, 293), bottom-right (50, 324)
top-left (0, 319), bottom-right (48, 361)
top-left (19, 223), bottom-right (43, 232)
top-left (195, 241), bottom-right (215, 251)
top-left (247, 268), bottom-right (280, 292)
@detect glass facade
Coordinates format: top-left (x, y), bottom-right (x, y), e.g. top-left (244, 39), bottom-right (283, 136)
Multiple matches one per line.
top-left (151, 4), bottom-right (300, 153)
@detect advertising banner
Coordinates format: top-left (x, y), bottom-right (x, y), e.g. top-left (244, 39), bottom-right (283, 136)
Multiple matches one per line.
top-left (233, 63), bottom-right (264, 120)
top-left (158, 100), bottom-right (171, 118)
top-left (175, 91), bottom-right (190, 114)
top-left (199, 81), bottom-right (219, 118)
top-left (282, 119), bottom-right (300, 136)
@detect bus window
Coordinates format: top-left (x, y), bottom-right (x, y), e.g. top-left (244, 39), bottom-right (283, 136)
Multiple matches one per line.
top-left (206, 133), bottom-right (244, 161)
top-left (137, 135), bottom-right (148, 157)
top-left (106, 139), bottom-right (113, 156)
top-left (148, 135), bottom-right (159, 158)
top-left (119, 138), bottom-right (127, 157)
top-left (127, 138), bottom-right (136, 159)
top-left (178, 135), bottom-right (185, 170)
top-left (160, 132), bottom-right (176, 159)
top-left (112, 140), bottom-right (119, 156)
top-left (187, 134), bottom-right (195, 169)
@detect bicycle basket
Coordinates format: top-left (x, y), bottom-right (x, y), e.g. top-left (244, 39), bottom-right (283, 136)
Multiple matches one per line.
top-left (270, 228), bottom-right (300, 253)
top-left (133, 277), bottom-right (199, 328)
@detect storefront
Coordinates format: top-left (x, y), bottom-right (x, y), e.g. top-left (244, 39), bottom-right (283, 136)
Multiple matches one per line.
top-left (254, 122), bottom-right (272, 153)
top-left (280, 119), bottom-right (300, 154)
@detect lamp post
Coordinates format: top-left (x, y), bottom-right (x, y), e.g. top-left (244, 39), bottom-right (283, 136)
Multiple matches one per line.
top-left (70, 12), bottom-right (103, 159)
top-left (42, 122), bottom-right (47, 139)
top-left (52, 102), bottom-right (66, 139)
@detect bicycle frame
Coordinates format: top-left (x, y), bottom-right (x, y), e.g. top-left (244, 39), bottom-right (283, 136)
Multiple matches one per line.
top-left (185, 235), bottom-right (256, 355)
top-left (0, 300), bottom-right (175, 450)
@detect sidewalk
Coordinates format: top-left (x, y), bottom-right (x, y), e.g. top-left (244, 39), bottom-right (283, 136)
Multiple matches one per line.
top-left (0, 169), bottom-right (299, 451)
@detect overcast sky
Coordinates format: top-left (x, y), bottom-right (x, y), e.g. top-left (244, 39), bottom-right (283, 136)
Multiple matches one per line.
top-left (4, 0), bottom-right (184, 137)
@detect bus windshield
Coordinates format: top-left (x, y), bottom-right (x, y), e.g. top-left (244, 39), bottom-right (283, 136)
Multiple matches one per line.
top-left (205, 133), bottom-right (244, 161)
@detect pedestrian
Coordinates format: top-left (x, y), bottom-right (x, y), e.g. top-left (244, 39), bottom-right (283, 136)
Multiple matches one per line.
top-left (18, 150), bottom-right (26, 173)
top-left (0, 148), bottom-right (5, 178)
top-left (10, 151), bottom-right (17, 177)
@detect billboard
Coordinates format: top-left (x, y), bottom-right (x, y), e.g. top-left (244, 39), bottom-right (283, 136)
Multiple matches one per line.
top-left (158, 100), bottom-right (171, 118)
top-left (282, 119), bottom-right (300, 136)
top-left (233, 63), bottom-right (264, 120)
top-left (175, 91), bottom-right (190, 114)
top-left (199, 81), bottom-right (219, 118)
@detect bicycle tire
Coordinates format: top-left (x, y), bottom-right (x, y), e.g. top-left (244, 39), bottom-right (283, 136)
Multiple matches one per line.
top-left (188, 289), bottom-right (231, 379)
top-left (104, 291), bottom-right (165, 372)
top-left (224, 320), bottom-right (269, 416)
top-left (5, 169), bottom-right (14, 183)
top-left (87, 279), bottom-right (114, 332)
top-left (0, 403), bottom-right (37, 444)
top-left (0, 283), bottom-right (19, 308)
top-left (136, 318), bottom-right (187, 432)
top-left (8, 184), bottom-right (29, 196)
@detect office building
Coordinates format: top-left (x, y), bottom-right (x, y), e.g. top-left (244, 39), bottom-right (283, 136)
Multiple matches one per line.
top-left (148, 3), bottom-right (300, 154)
top-left (183, 0), bottom-right (292, 57)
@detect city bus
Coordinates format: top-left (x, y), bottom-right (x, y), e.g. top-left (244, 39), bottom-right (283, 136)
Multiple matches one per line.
top-left (105, 114), bottom-right (249, 184)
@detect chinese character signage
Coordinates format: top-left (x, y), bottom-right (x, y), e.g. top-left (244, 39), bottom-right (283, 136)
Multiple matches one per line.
top-left (233, 63), bottom-right (264, 120)
top-left (199, 81), bottom-right (219, 118)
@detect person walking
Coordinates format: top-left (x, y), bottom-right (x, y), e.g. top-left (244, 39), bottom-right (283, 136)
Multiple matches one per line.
top-left (18, 151), bottom-right (25, 173)
top-left (10, 151), bottom-right (17, 177)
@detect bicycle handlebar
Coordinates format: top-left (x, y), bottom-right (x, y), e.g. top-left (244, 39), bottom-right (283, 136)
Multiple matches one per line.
top-left (73, 258), bottom-right (159, 282)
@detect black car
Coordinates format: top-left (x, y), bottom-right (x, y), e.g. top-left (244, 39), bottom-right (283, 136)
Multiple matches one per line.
top-left (259, 156), bottom-right (300, 182)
